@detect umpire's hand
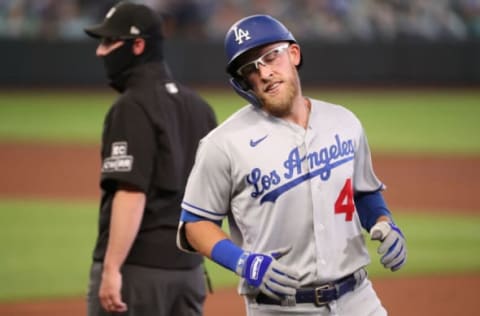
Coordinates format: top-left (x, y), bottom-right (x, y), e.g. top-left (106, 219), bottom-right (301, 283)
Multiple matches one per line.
top-left (99, 269), bottom-right (128, 312)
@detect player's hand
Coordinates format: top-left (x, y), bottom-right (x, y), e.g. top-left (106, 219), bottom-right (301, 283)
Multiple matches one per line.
top-left (370, 221), bottom-right (407, 272)
top-left (99, 269), bottom-right (128, 312)
top-left (237, 247), bottom-right (300, 300)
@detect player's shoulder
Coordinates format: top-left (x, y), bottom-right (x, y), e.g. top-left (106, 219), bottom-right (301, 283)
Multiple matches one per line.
top-left (310, 98), bottom-right (361, 123)
top-left (208, 104), bottom-right (258, 134)
top-left (198, 104), bottom-right (258, 146)
top-left (310, 98), bottom-right (356, 115)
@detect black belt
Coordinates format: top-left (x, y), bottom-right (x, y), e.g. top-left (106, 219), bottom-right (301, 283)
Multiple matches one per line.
top-left (256, 271), bottom-right (360, 307)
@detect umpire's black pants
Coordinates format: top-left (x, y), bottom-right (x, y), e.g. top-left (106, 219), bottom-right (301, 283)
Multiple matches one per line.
top-left (87, 262), bottom-right (206, 316)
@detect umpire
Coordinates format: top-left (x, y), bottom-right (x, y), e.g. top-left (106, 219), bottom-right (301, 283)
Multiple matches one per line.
top-left (84, 1), bottom-right (217, 315)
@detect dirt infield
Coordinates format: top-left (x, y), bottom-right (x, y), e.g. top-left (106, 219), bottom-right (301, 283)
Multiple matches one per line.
top-left (1, 275), bottom-right (479, 316)
top-left (0, 143), bottom-right (479, 315)
top-left (1, 143), bottom-right (479, 212)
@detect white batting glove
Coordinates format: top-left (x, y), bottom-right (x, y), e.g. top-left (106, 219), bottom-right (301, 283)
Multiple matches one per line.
top-left (370, 221), bottom-right (407, 272)
top-left (236, 247), bottom-right (300, 300)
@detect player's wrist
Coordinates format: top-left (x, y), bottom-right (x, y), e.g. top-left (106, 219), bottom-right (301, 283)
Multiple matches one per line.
top-left (235, 251), bottom-right (251, 275)
top-left (211, 239), bottom-right (245, 273)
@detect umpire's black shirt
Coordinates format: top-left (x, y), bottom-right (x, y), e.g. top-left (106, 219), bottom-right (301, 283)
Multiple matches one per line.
top-left (93, 61), bottom-right (217, 269)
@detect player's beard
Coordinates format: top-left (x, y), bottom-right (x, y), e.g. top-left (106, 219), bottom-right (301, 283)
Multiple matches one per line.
top-left (258, 70), bottom-right (300, 118)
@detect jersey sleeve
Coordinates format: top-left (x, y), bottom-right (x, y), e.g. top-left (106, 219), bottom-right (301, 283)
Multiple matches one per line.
top-left (353, 127), bottom-right (383, 193)
top-left (181, 137), bottom-right (231, 221)
top-left (100, 98), bottom-right (155, 193)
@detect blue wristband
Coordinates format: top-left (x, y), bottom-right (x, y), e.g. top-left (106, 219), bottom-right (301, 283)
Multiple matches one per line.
top-left (211, 239), bottom-right (244, 272)
top-left (354, 190), bottom-right (392, 231)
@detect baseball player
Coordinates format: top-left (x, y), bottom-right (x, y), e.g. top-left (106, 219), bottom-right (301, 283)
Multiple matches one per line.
top-left (177, 15), bottom-right (407, 315)
top-left (84, 2), bottom-right (217, 316)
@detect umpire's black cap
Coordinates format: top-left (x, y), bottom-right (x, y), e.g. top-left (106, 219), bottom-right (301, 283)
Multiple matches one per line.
top-left (84, 1), bottom-right (162, 39)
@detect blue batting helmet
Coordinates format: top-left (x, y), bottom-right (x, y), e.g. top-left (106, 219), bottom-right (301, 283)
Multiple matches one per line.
top-left (224, 14), bottom-right (297, 75)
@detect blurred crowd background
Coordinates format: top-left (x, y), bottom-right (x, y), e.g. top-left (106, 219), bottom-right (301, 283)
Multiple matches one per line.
top-left (1, 0), bottom-right (479, 42)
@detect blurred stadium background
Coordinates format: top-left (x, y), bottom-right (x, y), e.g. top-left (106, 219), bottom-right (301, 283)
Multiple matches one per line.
top-left (0, 0), bottom-right (479, 87)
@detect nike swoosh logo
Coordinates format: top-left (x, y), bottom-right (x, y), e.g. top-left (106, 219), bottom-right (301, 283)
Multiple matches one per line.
top-left (250, 135), bottom-right (268, 147)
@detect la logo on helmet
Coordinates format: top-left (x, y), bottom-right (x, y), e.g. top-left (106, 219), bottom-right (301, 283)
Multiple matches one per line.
top-left (234, 27), bottom-right (251, 44)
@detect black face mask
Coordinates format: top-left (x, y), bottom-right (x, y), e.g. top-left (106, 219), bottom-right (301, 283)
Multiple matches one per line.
top-left (101, 39), bottom-right (135, 82)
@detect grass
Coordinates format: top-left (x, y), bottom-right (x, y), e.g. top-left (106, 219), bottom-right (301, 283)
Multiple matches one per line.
top-left (0, 91), bottom-right (112, 144)
top-left (364, 213), bottom-right (480, 278)
top-left (304, 89), bottom-right (480, 154)
top-left (0, 88), bottom-right (479, 154)
top-left (0, 199), bottom-right (479, 301)
top-left (0, 199), bottom-right (97, 301)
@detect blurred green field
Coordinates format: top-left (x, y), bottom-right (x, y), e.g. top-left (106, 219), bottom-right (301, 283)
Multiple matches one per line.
top-left (0, 199), bottom-right (479, 301)
top-left (0, 88), bottom-right (479, 154)
top-left (0, 88), bottom-right (479, 302)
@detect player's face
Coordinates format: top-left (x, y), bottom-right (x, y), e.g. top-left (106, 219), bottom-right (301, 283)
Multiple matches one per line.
top-left (240, 43), bottom-right (302, 117)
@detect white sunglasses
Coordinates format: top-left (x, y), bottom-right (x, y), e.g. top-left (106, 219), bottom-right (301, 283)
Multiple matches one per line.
top-left (236, 43), bottom-right (290, 77)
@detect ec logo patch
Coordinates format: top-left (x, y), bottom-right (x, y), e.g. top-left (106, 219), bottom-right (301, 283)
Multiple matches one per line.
top-left (111, 142), bottom-right (127, 156)
top-left (102, 141), bottom-right (134, 173)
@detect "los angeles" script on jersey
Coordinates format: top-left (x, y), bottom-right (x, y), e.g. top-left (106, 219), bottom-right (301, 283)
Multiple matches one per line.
top-left (246, 134), bottom-right (355, 204)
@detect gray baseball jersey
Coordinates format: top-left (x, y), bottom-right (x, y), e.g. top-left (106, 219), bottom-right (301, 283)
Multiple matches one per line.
top-left (179, 98), bottom-right (383, 295)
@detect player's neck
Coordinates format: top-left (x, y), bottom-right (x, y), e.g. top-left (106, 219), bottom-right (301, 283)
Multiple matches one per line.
top-left (286, 96), bottom-right (310, 129)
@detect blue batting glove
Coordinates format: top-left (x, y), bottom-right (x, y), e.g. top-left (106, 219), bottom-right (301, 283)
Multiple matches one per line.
top-left (236, 247), bottom-right (300, 300)
top-left (370, 221), bottom-right (407, 271)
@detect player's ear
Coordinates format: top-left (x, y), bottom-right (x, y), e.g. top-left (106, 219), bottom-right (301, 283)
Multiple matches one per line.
top-left (132, 38), bottom-right (146, 55)
top-left (289, 44), bottom-right (301, 67)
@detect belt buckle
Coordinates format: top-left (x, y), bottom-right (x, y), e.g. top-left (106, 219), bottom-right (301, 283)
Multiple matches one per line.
top-left (314, 284), bottom-right (332, 307)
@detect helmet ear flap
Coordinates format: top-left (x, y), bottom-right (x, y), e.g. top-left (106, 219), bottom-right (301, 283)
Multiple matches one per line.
top-left (229, 77), bottom-right (262, 108)
top-left (234, 75), bottom-right (250, 90)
